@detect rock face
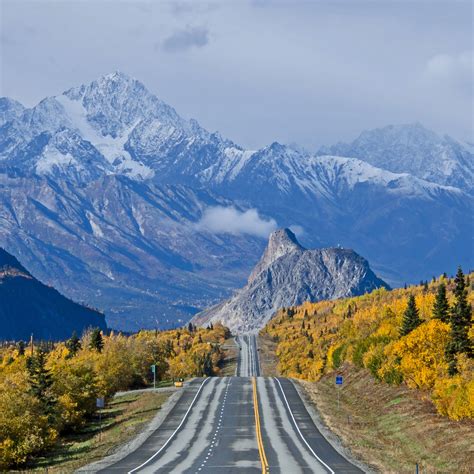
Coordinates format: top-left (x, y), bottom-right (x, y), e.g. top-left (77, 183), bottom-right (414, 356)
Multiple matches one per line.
top-left (192, 229), bottom-right (388, 333)
top-left (0, 71), bottom-right (472, 330)
top-left (0, 248), bottom-right (106, 340)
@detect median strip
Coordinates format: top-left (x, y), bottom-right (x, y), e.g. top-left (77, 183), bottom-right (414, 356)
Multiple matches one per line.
top-left (252, 376), bottom-right (269, 473)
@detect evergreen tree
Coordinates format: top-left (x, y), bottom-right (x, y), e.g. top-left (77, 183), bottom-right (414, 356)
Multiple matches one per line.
top-left (17, 341), bottom-right (25, 356)
top-left (446, 267), bottom-right (473, 373)
top-left (66, 330), bottom-right (81, 357)
top-left (432, 283), bottom-right (450, 323)
top-left (26, 350), bottom-right (56, 420)
top-left (89, 328), bottom-right (104, 353)
top-left (400, 295), bottom-right (421, 336)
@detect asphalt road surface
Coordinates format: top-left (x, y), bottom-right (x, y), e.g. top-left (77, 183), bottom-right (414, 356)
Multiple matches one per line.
top-left (100, 335), bottom-right (362, 474)
top-left (235, 335), bottom-right (260, 377)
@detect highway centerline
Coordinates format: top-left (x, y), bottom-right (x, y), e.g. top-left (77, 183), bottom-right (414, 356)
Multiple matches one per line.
top-left (252, 376), bottom-right (269, 474)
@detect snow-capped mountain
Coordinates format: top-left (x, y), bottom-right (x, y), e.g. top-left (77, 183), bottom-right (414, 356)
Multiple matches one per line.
top-left (0, 71), bottom-right (472, 330)
top-left (193, 229), bottom-right (388, 333)
top-left (0, 98), bottom-right (25, 127)
top-left (318, 123), bottom-right (474, 193)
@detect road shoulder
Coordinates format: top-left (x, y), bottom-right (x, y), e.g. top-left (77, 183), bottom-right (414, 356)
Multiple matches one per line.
top-left (77, 385), bottom-right (188, 473)
top-left (291, 378), bottom-right (374, 473)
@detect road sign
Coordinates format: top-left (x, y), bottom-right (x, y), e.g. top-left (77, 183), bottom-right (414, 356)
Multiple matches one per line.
top-left (335, 375), bottom-right (343, 385)
top-left (151, 364), bottom-right (156, 373)
top-left (96, 397), bottom-right (105, 408)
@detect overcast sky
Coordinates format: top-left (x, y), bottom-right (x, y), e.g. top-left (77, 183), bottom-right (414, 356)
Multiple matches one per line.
top-left (0, 0), bottom-right (472, 149)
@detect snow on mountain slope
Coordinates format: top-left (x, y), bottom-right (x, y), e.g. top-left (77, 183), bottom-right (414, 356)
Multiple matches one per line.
top-left (0, 97), bottom-right (25, 127)
top-left (318, 123), bottom-right (474, 192)
top-left (0, 71), bottom-right (472, 329)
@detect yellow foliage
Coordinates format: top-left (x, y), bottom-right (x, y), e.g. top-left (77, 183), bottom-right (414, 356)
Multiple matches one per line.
top-left (432, 355), bottom-right (474, 420)
top-left (380, 320), bottom-right (450, 390)
top-left (0, 371), bottom-right (57, 469)
top-left (262, 273), bottom-right (474, 420)
top-left (0, 323), bottom-right (230, 468)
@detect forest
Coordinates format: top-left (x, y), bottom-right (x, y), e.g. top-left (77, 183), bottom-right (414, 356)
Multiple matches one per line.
top-left (0, 322), bottom-right (229, 468)
top-left (262, 267), bottom-right (473, 421)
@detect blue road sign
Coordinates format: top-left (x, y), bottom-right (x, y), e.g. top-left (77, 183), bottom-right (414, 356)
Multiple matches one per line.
top-left (151, 364), bottom-right (156, 373)
top-left (335, 375), bottom-right (343, 385)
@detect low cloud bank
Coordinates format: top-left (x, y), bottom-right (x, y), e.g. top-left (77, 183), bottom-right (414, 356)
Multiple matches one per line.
top-left (197, 206), bottom-right (277, 238)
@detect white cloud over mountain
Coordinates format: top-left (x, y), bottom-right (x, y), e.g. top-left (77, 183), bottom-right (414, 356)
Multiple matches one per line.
top-left (197, 206), bottom-right (277, 238)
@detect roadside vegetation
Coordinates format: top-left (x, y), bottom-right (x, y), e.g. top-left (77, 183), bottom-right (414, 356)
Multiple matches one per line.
top-left (23, 391), bottom-right (170, 473)
top-left (262, 268), bottom-right (473, 421)
top-left (0, 322), bottom-right (230, 469)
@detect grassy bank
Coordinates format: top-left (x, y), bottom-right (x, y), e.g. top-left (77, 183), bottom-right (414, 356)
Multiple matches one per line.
top-left (259, 333), bottom-right (474, 473)
top-left (22, 391), bottom-right (172, 473)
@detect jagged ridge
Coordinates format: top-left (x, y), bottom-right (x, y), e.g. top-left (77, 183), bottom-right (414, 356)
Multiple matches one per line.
top-left (192, 229), bottom-right (388, 333)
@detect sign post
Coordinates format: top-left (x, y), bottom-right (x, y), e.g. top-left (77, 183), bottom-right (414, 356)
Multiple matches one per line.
top-left (151, 364), bottom-right (156, 389)
top-left (96, 397), bottom-right (105, 441)
top-left (335, 375), bottom-right (343, 408)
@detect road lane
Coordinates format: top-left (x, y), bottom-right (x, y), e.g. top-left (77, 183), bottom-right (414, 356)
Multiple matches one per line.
top-left (273, 378), bottom-right (362, 473)
top-left (235, 335), bottom-right (260, 377)
top-left (257, 377), bottom-right (329, 473)
top-left (99, 332), bottom-right (362, 474)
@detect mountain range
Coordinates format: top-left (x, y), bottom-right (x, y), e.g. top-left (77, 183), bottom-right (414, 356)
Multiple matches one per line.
top-left (0, 247), bottom-right (106, 340)
top-left (0, 71), bottom-right (472, 330)
top-left (193, 229), bottom-right (388, 333)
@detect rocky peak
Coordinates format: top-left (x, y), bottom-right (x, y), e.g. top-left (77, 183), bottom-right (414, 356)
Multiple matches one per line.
top-left (0, 97), bottom-right (25, 127)
top-left (193, 234), bottom-right (388, 334)
top-left (248, 228), bottom-right (303, 283)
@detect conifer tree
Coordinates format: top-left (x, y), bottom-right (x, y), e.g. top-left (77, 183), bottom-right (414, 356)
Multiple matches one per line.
top-left (446, 267), bottom-right (472, 373)
top-left (89, 328), bottom-right (104, 353)
top-left (432, 283), bottom-right (450, 323)
top-left (17, 341), bottom-right (25, 356)
top-left (66, 330), bottom-right (81, 357)
top-left (26, 350), bottom-right (56, 420)
top-left (400, 295), bottom-right (421, 336)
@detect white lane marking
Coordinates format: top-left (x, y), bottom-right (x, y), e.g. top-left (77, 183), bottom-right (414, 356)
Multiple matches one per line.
top-left (274, 378), bottom-right (335, 474)
top-left (127, 378), bottom-right (211, 473)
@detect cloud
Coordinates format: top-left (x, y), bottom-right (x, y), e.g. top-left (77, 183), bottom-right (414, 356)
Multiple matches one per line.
top-left (197, 206), bottom-right (277, 238)
top-left (162, 26), bottom-right (209, 53)
top-left (425, 51), bottom-right (472, 91)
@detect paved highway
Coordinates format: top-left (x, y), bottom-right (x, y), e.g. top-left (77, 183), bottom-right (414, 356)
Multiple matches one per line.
top-left (235, 335), bottom-right (260, 377)
top-left (99, 335), bottom-right (362, 474)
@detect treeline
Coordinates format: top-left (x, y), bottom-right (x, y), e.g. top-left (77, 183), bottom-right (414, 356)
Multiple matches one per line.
top-left (262, 267), bottom-right (473, 420)
top-left (0, 322), bottom-right (229, 469)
